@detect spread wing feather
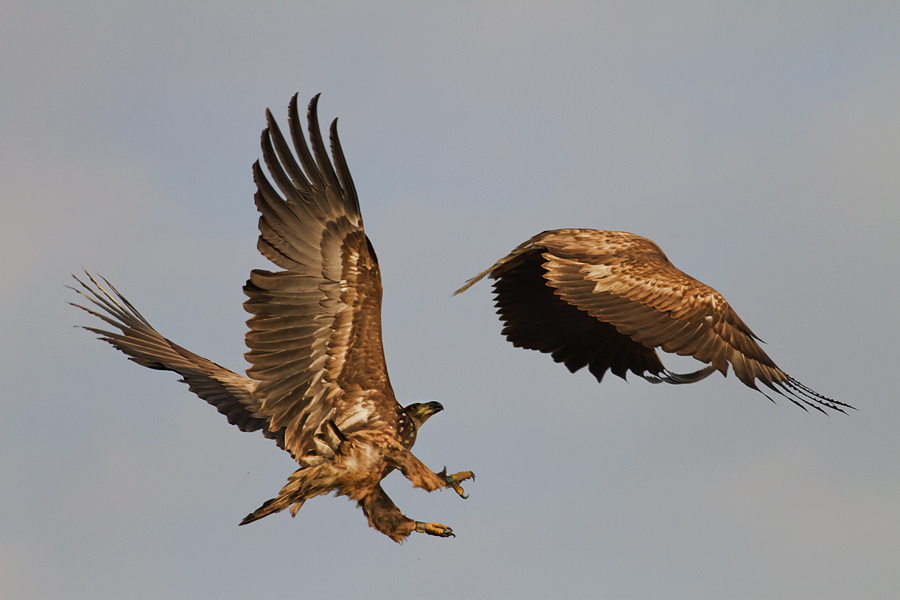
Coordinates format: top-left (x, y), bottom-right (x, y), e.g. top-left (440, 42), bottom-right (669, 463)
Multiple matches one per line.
top-left (245, 94), bottom-right (397, 461)
top-left (69, 273), bottom-right (283, 444)
top-left (457, 228), bottom-right (850, 413)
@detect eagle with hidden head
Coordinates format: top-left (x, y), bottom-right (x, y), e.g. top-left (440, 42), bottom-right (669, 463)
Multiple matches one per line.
top-left (456, 229), bottom-right (850, 414)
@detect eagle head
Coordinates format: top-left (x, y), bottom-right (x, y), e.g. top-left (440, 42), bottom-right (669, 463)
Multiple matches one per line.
top-left (397, 401), bottom-right (443, 448)
top-left (405, 401), bottom-right (444, 428)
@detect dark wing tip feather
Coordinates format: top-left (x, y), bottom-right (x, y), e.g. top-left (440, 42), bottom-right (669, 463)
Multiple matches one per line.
top-left (305, 94), bottom-right (340, 191)
top-left (69, 272), bottom-right (281, 440)
top-left (732, 360), bottom-right (851, 414)
top-left (776, 376), bottom-right (854, 414)
top-left (287, 93), bottom-right (303, 143)
top-left (328, 117), bottom-right (361, 216)
top-left (68, 271), bottom-right (151, 331)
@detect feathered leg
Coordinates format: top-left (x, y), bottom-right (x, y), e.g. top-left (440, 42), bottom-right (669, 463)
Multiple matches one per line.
top-left (358, 485), bottom-right (454, 543)
top-left (384, 442), bottom-right (475, 498)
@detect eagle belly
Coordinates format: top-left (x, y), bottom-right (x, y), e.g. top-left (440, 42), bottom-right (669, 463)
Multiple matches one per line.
top-left (241, 430), bottom-right (394, 525)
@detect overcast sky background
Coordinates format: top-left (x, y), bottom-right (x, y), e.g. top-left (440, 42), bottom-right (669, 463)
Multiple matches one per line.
top-left (2, 2), bottom-right (899, 599)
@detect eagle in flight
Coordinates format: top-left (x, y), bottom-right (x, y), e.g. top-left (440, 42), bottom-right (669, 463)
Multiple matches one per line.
top-left (456, 229), bottom-right (850, 413)
top-left (72, 94), bottom-right (473, 542)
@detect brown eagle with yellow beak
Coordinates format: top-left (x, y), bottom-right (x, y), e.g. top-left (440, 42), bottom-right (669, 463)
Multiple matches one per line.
top-left (72, 94), bottom-right (473, 542)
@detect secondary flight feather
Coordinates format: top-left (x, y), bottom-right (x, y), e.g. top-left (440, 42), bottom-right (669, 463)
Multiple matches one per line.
top-left (72, 94), bottom-right (473, 542)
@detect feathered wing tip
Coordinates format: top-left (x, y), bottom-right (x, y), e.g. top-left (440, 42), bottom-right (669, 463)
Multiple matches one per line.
top-left (256, 94), bottom-right (352, 200)
top-left (758, 374), bottom-right (854, 415)
top-left (453, 268), bottom-right (492, 295)
top-left (261, 93), bottom-right (340, 195)
top-left (251, 93), bottom-right (364, 275)
top-left (642, 362), bottom-right (851, 414)
top-left (327, 115), bottom-right (360, 215)
top-left (454, 238), bottom-right (540, 295)
top-left (68, 271), bottom-right (153, 342)
top-left (69, 271), bottom-right (279, 440)
top-left (293, 93), bottom-right (361, 218)
top-left (303, 93), bottom-right (342, 193)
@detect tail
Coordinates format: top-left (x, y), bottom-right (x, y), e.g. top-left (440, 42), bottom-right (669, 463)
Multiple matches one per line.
top-left (239, 464), bottom-right (333, 525)
top-left (240, 496), bottom-right (305, 525)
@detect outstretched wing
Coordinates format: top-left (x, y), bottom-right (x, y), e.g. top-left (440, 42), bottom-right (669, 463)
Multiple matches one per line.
top-left (457, 229), bottom-right (851, 413)
top-left (245, 94), bottom-right (398, 461)
top-left (69, 272), bottom-right (281, 443)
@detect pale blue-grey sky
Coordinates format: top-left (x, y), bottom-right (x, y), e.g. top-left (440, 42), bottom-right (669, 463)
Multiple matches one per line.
top-left (2, 2), bottom-right (899, 598)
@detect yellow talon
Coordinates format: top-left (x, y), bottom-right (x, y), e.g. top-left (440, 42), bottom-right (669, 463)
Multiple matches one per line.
top-left (415, 521), bottom-right (455, 537)
top-left (443, 470), bottom-right (475, 499)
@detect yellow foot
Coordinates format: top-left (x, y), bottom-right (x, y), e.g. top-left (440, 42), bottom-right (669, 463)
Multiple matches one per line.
top-left (415, 521), bottom-right (455, 538)
top-left (440, 469), bottom-right (476, 499)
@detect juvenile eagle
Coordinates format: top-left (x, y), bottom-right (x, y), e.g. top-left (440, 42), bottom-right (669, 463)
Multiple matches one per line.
top-left (456, 229), bottom-right (850, 413)
top-left (72, 94), bottom-right (473, 542)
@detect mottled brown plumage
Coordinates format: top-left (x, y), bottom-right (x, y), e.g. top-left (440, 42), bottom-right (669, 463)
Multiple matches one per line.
top-left (456, 229), bottom-right (849, 413)
top-left (71, 94), bottom-right (473, 543)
